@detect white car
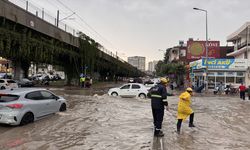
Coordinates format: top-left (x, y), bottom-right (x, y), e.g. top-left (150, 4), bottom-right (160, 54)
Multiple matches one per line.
top-left (144, 79), bottom-right (159, 90)
top-left (108, 83), bottom-right (148, 99)
top-left (0, 79), bottom-right (18, 90)
top-left (0, 88), bottom-right (66, 125)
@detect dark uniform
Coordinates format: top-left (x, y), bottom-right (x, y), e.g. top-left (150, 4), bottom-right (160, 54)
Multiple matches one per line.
top-left (148, 83), bottom-right (169, 137)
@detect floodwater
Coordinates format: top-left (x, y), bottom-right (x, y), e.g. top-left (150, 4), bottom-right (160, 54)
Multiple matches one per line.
top-left (1, 87), bottom-right (250, 150)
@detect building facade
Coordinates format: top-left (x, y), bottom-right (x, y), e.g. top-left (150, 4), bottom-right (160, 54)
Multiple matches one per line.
top-left (190, 58), bottom-right (249, 89)
top-left (226, 22), bottom-right (250, 85)
top-left (227, 22), bottom-right (250, 59)
top-left (148, 60), bottom-right (158, 72)
top-left (165, 39), bottom-right (233, 65)
top-left (164, 39), bottom-right (234, 88)
top-left (128, 56), bottom-right (146, 71)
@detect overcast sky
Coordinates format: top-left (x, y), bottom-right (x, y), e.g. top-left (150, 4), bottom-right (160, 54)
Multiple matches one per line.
top-left (10, 0), bottom-right (250, 65)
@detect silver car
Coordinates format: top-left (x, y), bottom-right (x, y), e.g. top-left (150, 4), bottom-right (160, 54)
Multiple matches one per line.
top-left (0, 88), bottom-right (66, 125)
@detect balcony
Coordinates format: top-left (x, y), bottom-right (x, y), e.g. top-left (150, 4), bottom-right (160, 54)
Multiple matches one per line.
top-left (236, 41), bottom-right (250, 50)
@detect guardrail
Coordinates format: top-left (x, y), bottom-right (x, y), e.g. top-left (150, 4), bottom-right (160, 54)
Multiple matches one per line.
top-left (8, 0), bottom-right (127, 63)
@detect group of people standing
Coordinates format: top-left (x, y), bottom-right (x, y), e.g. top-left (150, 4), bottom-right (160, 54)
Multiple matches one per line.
top-left (148, 77), bottom-right (195, 137)
top-left (80, 76), bottom-right (93, 88)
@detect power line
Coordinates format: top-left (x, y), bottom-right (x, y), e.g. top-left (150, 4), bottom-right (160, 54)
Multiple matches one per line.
top-left (44, 0), bottom-right (67, 14)
top-left (55, 0), bottom-right (118, 50)
top-left (14, 0), bottom-right (123, 58)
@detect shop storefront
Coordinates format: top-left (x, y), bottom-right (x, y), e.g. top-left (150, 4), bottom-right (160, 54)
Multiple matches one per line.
top-left (0, 57), bottom-right (12, 78)
top-left (190, 58), bottom-right (249, 89)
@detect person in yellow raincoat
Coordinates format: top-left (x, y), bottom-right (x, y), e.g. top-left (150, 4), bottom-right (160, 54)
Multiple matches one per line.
top-left (177, 87), bottom-right (195, 134)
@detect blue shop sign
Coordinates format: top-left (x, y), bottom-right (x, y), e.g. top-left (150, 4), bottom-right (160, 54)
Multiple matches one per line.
top-left (202, 59), bottom-right (235, 69)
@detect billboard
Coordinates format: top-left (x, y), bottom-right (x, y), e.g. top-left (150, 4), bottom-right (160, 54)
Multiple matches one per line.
top-left (190, 58), bottom-right (248, 70)
top-left (187, 41), bottom-right (220, 60)
top-left (202, 59), bottom-right (248, 70)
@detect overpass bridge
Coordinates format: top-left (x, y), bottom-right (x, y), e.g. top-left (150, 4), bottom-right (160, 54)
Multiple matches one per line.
top-left (0, 0), bottom-right (143, 83)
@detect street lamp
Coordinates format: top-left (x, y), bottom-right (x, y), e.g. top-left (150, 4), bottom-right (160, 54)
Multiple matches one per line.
top-left (193, 7), bottom-right (208, 92)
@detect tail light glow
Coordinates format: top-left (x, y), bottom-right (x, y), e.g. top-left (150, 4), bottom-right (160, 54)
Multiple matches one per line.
top-left (6, 104), bottom-right (23, 109)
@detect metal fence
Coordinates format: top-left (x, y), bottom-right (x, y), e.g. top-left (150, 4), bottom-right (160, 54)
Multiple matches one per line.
top-left (8, 0), bottom-right (126, 63)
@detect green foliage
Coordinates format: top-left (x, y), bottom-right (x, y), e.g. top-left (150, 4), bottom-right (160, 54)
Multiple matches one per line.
top-left (0, 20), bottom-right (143, 83)
top-left (156, 62), bottom-right (186, 76)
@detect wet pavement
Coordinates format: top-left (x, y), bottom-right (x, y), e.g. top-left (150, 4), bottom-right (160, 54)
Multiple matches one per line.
top-left (1, 86), bottom-right (250, 150)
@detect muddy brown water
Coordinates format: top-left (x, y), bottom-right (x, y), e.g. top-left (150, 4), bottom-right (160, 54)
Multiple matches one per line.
top-left (0, 87), bottom-right (250, 150)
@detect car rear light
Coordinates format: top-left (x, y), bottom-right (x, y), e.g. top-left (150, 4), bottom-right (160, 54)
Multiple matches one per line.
top-left (6, 104), bottom-right (23, 109)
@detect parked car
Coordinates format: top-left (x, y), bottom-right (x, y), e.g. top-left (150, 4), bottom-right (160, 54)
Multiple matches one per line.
top-left (0, 79), bottom-right (18, 90)
top-left (0, 88), bottom-right (67, 125)
top-left (108, 83), bottom-right (148, 99)
top-left (17, 78), bottom-right (35, 87)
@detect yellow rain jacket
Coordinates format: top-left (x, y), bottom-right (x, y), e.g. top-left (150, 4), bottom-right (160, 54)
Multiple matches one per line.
top-left (177, 91), bottom-right (193, 120)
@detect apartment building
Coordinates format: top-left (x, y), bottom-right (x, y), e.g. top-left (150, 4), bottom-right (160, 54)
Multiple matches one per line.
top-left (128, 56), bottom-right (146, 71)
top-left (226, 22), bottom-right (250, 85)
top-left (227, 22), bottom-right (250, 59)
top-left (148, 60), bottom-right (158, 72)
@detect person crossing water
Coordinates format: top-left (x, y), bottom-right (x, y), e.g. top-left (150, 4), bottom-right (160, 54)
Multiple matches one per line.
top-left (176, 87), bottom-right (195, 134)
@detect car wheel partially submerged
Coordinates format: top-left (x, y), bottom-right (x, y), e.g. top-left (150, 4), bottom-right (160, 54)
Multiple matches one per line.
top-left (20, 112), bottom-right (34, 125)
top-left (139, 93), bottom-right (146, 99)
top-left (59, 103), bottom-right (67, 112)
top-left (111, 92), bottom-right (118, 97)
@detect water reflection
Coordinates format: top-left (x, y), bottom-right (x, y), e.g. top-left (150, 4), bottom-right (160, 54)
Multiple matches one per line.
top-left (0, 88), bottom-right (250, 149)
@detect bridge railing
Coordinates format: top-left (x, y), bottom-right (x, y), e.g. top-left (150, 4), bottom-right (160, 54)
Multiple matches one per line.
top-left (8, 0), bottom-right (127, 63)
top-left (9, 0), bottom-right (78, 36)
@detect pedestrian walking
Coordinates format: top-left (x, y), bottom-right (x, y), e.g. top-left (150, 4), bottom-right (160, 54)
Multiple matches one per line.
top-left (239, 83), bottom-right (246, 100)
top-left (218, 81), bottom-right (224, 95)
top-left (247, 85), bottom-right (250, 100)
top-left (148, 77), bottom-right (173, 137)
top-left (177, 88), bottom-right (195, 134)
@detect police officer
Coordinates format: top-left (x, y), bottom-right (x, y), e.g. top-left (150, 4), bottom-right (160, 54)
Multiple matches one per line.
top-left (148, 77), bottom-right (171, 137)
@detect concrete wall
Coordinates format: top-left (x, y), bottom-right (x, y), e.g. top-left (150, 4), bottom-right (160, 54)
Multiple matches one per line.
top-left (0, 0), bottom-right (79, 47)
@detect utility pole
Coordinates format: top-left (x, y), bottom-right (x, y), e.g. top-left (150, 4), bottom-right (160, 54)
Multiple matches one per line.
top-left (56, 10), bottom-right (59, 27)
top-left (193, 7), bottom-right (208, 92)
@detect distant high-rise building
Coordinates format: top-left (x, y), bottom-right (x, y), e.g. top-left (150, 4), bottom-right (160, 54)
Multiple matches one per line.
top-left (148, 60), bottom-right (158, 72)
top-left (127, 56), bottom-right (145, 71)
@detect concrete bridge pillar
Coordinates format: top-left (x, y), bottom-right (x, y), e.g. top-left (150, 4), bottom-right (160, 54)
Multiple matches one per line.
top-left (13, 61), bottom-right (24, 80)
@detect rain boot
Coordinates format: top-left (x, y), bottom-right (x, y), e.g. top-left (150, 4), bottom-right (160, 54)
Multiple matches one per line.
top-left (154, 129), bottom-right (164, 137)
top-left (177, 119), bottom-right (182, 134)
top-left (189, 113), bottom-right (195, 127)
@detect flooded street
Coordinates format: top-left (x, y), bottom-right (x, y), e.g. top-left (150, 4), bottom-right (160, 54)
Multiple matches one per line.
top-left (1, 87), bottom-right (250, 150)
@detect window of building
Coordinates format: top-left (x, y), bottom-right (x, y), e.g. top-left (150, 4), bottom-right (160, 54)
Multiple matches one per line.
top-left (236, 77), bottom-right (244, 83)
top-left (216, 77), bottom-right (225, 83)
top-left (208, 76), bottom-right (215, 83)
top-left (236, 72), bottom-right (244, 77)
top-left (226, 77), bottom-right (235, 83)
top-left (226, 72), bottom-right (236, 77)
top-left (208, 72), bottom-right (215, 76)
top-left (217, 72), bottom-right (225, 76)
top-left (208, 76), bottom-right (215, 89)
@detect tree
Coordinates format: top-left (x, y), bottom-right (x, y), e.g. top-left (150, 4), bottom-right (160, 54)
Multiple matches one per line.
top-left (155, 61), bottom-right (186, 87)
